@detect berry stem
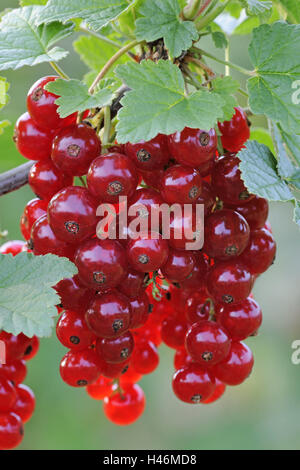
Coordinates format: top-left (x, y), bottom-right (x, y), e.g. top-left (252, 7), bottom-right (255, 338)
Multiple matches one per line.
top-left (79, 25), bottom-right (136, 60)
top-left (49, 62), bottom-right (69, 80)
top-left (195, 0), bottom-right (232, 31)
top-left (102, 106), bottom-right (112, 148)
top-left (192, 48), bottom-right (254, 76)
top-left (183, 0), bottom-right (207, 20)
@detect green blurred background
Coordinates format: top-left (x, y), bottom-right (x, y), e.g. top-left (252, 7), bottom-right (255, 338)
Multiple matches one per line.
top-left (0, 0), bottom-right (300, 451)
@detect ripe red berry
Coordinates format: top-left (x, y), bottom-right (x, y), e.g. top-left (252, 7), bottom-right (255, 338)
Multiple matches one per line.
top-left (28, 160), bottom-right (73, 201)
top-left (172, 365), bottom-right (215, 404)
top-left (213, 341), bottom-right (254, 386)
top-left (173, 348), bottom-right (194, 370)
top-left (11, 384), bottom-right (35, 423)
top-left (169, 206), bottom-right (203, 251)
top-left (23, 336), bottom-right (39, 361)
top-left (120, 366), bottom-right (142, 386)
top-left (126, 232), bottom-right (169, 273)
top-left (30, 214), bottom-right (75, 259)
top-left (161, 164), bottom-right (202, 204)
top-left (240, 228), bottom-right (276, 275)
top-left (101, 359), bottom-right (130, 379)
top-left (27, 76), bottom-right (77, 130)
top-left (168, 127), bottom-right (217, 167)
top-left (202, 378), bottom-right (226, 404)
top-left (196, 181), bottom-right (216, 216)
top-left (0, 412), bottom-right (24, 450)
top-left (14, 112), bottom-right (54, 161)
top-left (0, 360), bottom-right (27, 385)
top-left (20, 198), bottom-right (47, 240)
top-left (0, 332), bottom-right (31, 362)
top-left (87, 152), bottom-right (139, 203)
top-left (86, 376), bottom-right (114, 400)
top-left (75, 238), bottom-right (127, 291)
top-left (140, 168), bottom-right (164, 191)
top-left (216, 297), bottom-right (262, 341)
top-left (180, 254), bottom-right (209, 290)
top-left (52, 123), bottom-right (101, 176)
top-left (185, 321), bottom-right (231, 367)
top-left (131, 340), bottom-right (159, 375)
top-left (129, 292), bottom-right (149, 329)
top-left (218, 107), bottom-right (250, 153)
top-left (204, 209), bottom-right (250, 260)
top-left (125, 134), bottom-right (169, 171)
top-left (0, 240), bottom-right (26, 256)
top-left (211, 155), bottom-right (254, 205)
top-left (60, 348), bottom-right (102, 387)
top-left (127, 188), bottom-right (165, 229)
top-left (56, 310), bottom-right (96, 351)
top-left (118, 269), bottom-right (146, 299)
top-left (161, 249), bottom-right (195, 283)
top-left (96, 331), bottom-right (134, 364)
top-left (85, 291), bottom-right (131, 338)
top-left (226, 196), bottom-right (269, 230)
top-left (161, 314), bottom-right (187, 349)
top-left (186, 292), bottom-right (210, 324)
top-left (48, 186), bottom-right (98, 244)
top-left (207, 261), bottom-right (253, 305)
top-left (0, 376), bottom-right (17, 412)
top-left (54, 275), bottom-right (94, 312)
top-left (103, 383), bottom-right (146, 425)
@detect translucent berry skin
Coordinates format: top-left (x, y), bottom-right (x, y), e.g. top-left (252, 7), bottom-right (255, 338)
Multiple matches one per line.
top-left (86, 376), bottom-right (114, 400)
top-left (240, 228), bottom-right (276, 275)
top-left (126, 233), bottom-right (169, 273)
top-left (202, 378), bottom-right (226, 404)
top-left (213, 341), bottom-right (254, 386)
top-left (87, 152), bottom-right (139, 203)
top-left (211, 155), bottom-right (254, 205)
top-left (180, 254), bottom-right (209, 290)
top-left (186, 321), bottom-right (231, 367)
top-left (129, 292), bottom-right (149, 329)
top-left (28, 160), bottom-right (73, 201)
top-left (161, 165), bottom-right (202, 204)
top-left (27, 76), bottom-right (77, 131)
top-left (168, 127), bottom-right (217, 168)
top-left (52, 123), bottom-right (101, 176)
top-left (161, 249), bottom-right (195, 282)
top-left (48, 186), bottom-right (98, 244)
top-left (196, 181), bottom-right (215, 216)
top-left (125, 134), bottom-right (169, 171)
top-left (0, 240), bottom-right (26, 256)
top-left (14, 112), bottom-right (54, 161)
top-left (30, 214), bottom-right (75, 259)
top-left (60, 349), bottom-right (102, 387)
top-left (161, 314), bottom-right (187, 349)
top-left (140, 168), bottom-right (164, 191)
top-left (96, 331), bottom-right (134, 364)
top-left (173, 348), bottom-right (194, 370)
top-left (20, 198), bottom-right (47, 240)
top-left (11, 384), bottom-right (35, 423)
top-left (85, 291), bottom-right (131, 338)
top-left (172, 365), bottom-right (215, 404)
top-left (23, 336), bottom-right (39, 361)
top-left (103, 383), bottom-right (145, 426)
top-left (216, 297), bottom-right (262, 341)
top-left (169, 206), bottom-right (203, 251)
top-left (56, 310), bottom-right (96, 351)
top-left (118, 269), bottom-right (145, 299)
top-left (127, 188), bottom-right (165, 230)
top-left (101, 359), bottom-right (130, 379)
top-left (120, 366), bottom-right (142, 386)
top-left (218, 107), bottom-right (250, 153)
top-left (226, 196), bottom-right (269, 230)
top-left (207, 261), bottom-right (253, 305)
top-left (204, 209), bottom-right (250, 260)
top-left (75, 238), bottom-right (127, 291)
top-left (0, 377), bottom-right (17, 412)
top-left (0, 412), bottom-right (24, 450)
top-left (54, 275), bottom-right (94, 312)
top-left (0, 332), bottom-right (31, 362)
top-left (186, 293), bottom-right (210, 324)
top-left (131, 340), bottom-right (159, 375)
top-left (0, 360), bottom-right (27, 385)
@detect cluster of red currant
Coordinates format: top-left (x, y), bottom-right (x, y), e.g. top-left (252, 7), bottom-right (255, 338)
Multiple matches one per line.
top-left (9, 75), bottom-right (276, 437)
top-left (0, 240), bottom-right (38, 449)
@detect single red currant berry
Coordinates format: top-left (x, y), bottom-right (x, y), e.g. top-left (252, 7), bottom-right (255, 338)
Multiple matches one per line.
top-left (161, 164), bottom-right (202, 204)
top-left (0, 240), bottom-right (26, 256)
top-left (161, 314), bottom-right (187, 349)
top-left (168, 127), bottom-right (217, 168)
top-left (23, 336), bottom-right (39, 361)
top-left (0, 412), bottom-right (24, 450)
top-left (129, 292), bottom-right (150, 329)
top-left (30, 215), bottom-right (75, 259)
top-left (48, 186), bottom-right (98, 244)
top-left (125, 134), bottom-right (169, 171)
top-left (0, 332), bottom-right (31, 362)
top-left (161, 249), bottom-right (195, 283)
top-left (52, 123), bottom-right (101, 176)
top-left (226, 196), bottom-right (269, 230)
top-left (174, 348), bottom-right (194, 370)
top-left (0, 377), bottom-right (17, 412)
top-left (207, 261), bottom-right (254, 305)
top-left (126, 233), bottom-right (169, 273)
top-left (20, 198), bottom-right (47, 240)
top-left (101, 358), bottom-right (130, 379)
top-left (216, 297), bottom-right (262, 341)
top-left (86, 291), bottom-right (131, 338)
top-left (86, 376), bottom-right (114, 400)
top-left (131, 340), bottom-right (159, 375)
top-left (0, 360), bottom-right (27, 386)
top-left (120, 366), bottom-right (142, 386)
top-left (172, 365), bottom-right (215, 404)
top-left (27, 76), bottom-right (77, 130)
top-left (196, 181), bottom-right (216, 216)
top-left (213, 341), bottom-right (254, 385)
top-left (133, 319), bottom-right (162, 348)
top-left (118, 269), bottom-right (146, 299)
top-left (28, 160), bottom-right (73, 201)
top-left (96, 331), bottom-right (134, 364)
top-left (186, 292), bottom-right (210, 324)
top-left (211, 155), bottom-right (254, 205)
top-left (202, 378), bottom-right (226, 404)
top-left (169, 206), bottom-right (203, 251)
top-left (87, 152), bottom-right (139, 203)
top-left (218, 107), bottom-right (250, 153)
top-left (204, 209), bottom-right (250, 260)
top-left (239, 228), bottom-right (276, 275)
top-left (140, 168), bottom-right (164, 191)
top-left (11, 384), bottom-right (35, 423)
top-left (75, 238), bottom-right (127, 291)
top-left (186, 321), bottom-right (231, 367)
top-left (180, 254), bottom-right (209, 290)
top-left (54, 275), bottom-right (94, 312)
top-left (127, 188), bottom-right (165, 231)
top-left (103, 383), bottom-right (146, 425)
top-left (56, 310), bottom-right (96, 351)
top-left (60, 348), bottom-right (102, 387)
top-left (14, 112), bottom-right (54, 161)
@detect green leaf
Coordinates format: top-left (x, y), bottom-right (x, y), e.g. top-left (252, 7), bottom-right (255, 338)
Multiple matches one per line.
top-left (211, 76), bottom-right (239, 122)
top-left (45, 78), bottom-right (116, 117)
top-left (272, 123), bottom-right (300, 190)
top-left (20, 0), bottom-right (47, 5)
top-left (248, 22), bottom-right (300, 135)
top-left (115, 59), bottom-right (224, 143)
top-left (0, 253), bottom-right (77, 338)
top-left (36, 0), bottom-right (133, 31)
top-left (238, 140), bottom-right (294, 201)
top-left (240, 0), bottom-right (272, 16)
top-left (250, 127), bottom-right (274, 153)
top-left (225, 1), bottom-right (243, 18)
top-left (212, 31), bottom-right (228, 49)
top-left (293, 200), bottom-right (300, 227)
top-left (0, 120), bottom-right (10, 135)
top-left (135, 0), bottom-right (198, 58)
top-left (277, 0), bottom-right (300, 23)
top-left (233, 7), bottom-right (280, 35)
top-left (0, 77), bottom-right (9, 109)
top-left (0, 6), bottom-right (74, 71)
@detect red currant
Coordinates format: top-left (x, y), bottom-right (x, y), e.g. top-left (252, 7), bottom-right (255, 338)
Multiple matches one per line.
top-left (103, 383), bottom-right (145, 425)
top-left (28, 160), bottom-right (73, 201)
top-left (0, 412), bottom-right (24, 450)
top-left (0, 240), bottom-right (26, 256)
top-left (216, 297), bottom-right (262, 341)
top-left (218, 107), bottom-right (250, 153)
top-left (0, 376), bottom-right (17, 412)
top-left (196, 181), bottom-right (215, 216)
top-left (213, 341), bottom-right (254, 386)
top-left (226, 196), bottom-right (269, 230)
top-left (173, 348), bottom-right (194, 370)
top-left (240, 228), bottom-right (276, 275)
top-left (11, 384), bottom-right (35, 423)
top-left (126, 232), bottom-right (169, 273)
top-left (202, 378), bottom-right (226, 404)
top-left (0, 360), bottom-right (27, 385)
top-left (23, 336), bottom-right (39, 361)
top-left (186, 292), bottom-right (210, 324)
top-left (161, 249), bottom-right (195, 282)
top-left (207, 261), bottom-right (253, 305)
top-left (14, 112), bottom-right (54, 161)
top-left (172, 365), bottom-right (215, 403)
top-left (20, 198), bottom-right (47, 240)
top-left (96, 331), bottom-right (134, 364)
top-left (129, 292), bottom-right (150, 329)
top-left (54, 275), bottom-right (94, 312)
top-left (60, 348), bottom-right (102, 387)
top-left (161, 164), bottom-right (202, 204)
top-left (125, 134), bottom-right (169, 171)
top-left (127, 188), bottom-right (165, 230)
top-left (161, 314), bottom-right (187, 349)
top-left (118, 268), bottom-right (146, 299)
top-left (0, 332), bottom-right (31, 362)
top-left (86, 376), bottom-right (114, 400)
top-left (30, 214), bottom-right (75, 259)
top-left (168, 127), bottom-right (217, 167)
top-left (56, 310), bottom-right (96, 351)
